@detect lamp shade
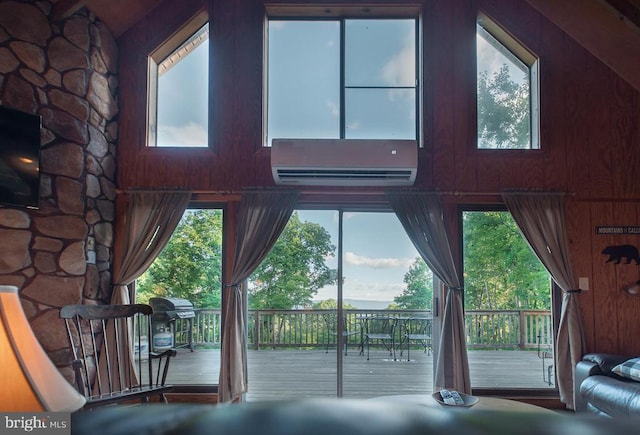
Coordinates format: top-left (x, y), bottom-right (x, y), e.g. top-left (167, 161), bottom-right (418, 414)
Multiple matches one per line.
top-left (0, 285), bottom-right (85, 412)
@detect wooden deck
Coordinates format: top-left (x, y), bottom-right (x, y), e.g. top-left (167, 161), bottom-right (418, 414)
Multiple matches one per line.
top-left (160, 347), bottom-right (555, 401)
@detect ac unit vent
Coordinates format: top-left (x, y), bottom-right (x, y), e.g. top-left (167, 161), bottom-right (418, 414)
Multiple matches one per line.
top-left (271, 139), bottom-right (417, 186)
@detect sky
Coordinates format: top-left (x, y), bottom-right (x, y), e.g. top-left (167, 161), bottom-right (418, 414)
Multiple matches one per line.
top-left (296, 210), bottom-right (421, 302)
top-left (152, 19), bottom-right (528, 302)
top-left (155, 19), bottom-right (526, 148)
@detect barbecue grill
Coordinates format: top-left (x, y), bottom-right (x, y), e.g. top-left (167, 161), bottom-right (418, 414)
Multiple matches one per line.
top-left (149, 297), bottom-right (197, 351)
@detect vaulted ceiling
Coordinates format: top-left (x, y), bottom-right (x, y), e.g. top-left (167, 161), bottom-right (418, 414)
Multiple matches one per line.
top-left (50, 0), bottom-right (640, 91)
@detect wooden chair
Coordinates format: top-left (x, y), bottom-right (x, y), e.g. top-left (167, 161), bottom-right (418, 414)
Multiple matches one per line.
top-left (60, 304), bottom-right (176, 409)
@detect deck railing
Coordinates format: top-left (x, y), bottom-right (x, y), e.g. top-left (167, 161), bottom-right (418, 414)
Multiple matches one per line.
top-left (179, 308), bottom-right (552, 350)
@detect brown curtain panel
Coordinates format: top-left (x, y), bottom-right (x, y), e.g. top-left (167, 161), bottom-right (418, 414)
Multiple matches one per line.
top-left (98, 190), bottom-right (190, 392)
top-left (502, 192), bottom-right (585, 409)
top-left (387, 191), bottom-right (471, 394)
top-left (218, 190), bottom-right (299, 403)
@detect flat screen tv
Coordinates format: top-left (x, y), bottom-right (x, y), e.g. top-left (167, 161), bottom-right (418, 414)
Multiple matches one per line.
top-left (0, 105), bottom-right (42, 209)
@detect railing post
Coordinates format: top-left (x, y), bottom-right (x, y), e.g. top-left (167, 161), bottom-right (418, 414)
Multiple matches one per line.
top-left (253, 310), bottom-right (258, 350)
top-left (519, 310), bottom-right (526, 350)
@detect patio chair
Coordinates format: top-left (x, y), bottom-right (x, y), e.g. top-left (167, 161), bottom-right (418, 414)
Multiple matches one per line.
top-left (537, 334), bottom-right (554, 386)
top-left (322, 312), bottom-right (360, 355)
top-left (361, 315), bottom-right (397, 360)
top-left (60, 303), bottom-right (177, 409)
top-left (400, 316), bottom-right (431, 361)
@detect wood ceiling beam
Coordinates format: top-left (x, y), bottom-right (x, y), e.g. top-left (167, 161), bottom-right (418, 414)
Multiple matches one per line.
top-left (605, 0), bottom-right (640, 29)
top-left (525, 0), bottom-right (640, 92)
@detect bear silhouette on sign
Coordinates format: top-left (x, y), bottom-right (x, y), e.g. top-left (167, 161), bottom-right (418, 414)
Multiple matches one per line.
top-left (601, 245), bottom-right (640, 265)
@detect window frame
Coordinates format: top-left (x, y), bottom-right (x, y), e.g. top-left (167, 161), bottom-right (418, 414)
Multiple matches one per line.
top-left (263, 5), bottom-right (423, 147)
top-left (476, 12), bottom-right (540, 151)
top-left (146, 12), bottom-right (210, 150)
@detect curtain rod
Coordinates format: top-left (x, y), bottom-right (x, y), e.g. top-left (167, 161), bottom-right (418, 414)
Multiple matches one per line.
top-left (115, 188), bottom-right (576, 197)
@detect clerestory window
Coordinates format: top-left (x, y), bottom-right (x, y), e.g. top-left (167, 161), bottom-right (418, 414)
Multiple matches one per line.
top-left (477, 14), bottom-right (539, 150)
top-left (147, 21), bottom-right (209, 148)
top-left (265, 12), bottom-right (420, 147)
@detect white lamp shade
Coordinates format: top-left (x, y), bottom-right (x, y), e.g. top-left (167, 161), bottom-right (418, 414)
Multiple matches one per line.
top-left (0, 285), bottom-right (85, 412)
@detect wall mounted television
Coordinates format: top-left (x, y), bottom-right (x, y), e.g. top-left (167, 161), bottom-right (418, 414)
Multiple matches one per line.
top-left (0, 105), bottom-right (42, 209)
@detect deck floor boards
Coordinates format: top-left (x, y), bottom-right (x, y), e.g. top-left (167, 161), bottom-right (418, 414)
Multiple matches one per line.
top-left (156, 348), bottom-right (554, 401)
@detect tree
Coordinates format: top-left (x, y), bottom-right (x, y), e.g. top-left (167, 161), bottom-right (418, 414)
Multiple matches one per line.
top-left (249, 212), bottom-right (336, 309)
top-left (137, 209), bottom-right (223, 308)
top-left (477, 64), bottom-right (530, 149)
top-left (312, 299), bottom-right (355, 310)
top-left (463, 211), bottom-right (550, 310)
top-left (394, 258), bottom-right (433, 309)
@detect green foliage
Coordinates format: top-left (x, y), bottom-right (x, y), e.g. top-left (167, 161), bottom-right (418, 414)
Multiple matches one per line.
top-left (394, 258), bottom-right (433, 309)
top-left (462, 211), bottom-right (550, 310)
top-left (477, 64), bottom-right (530, 149)
top-left (137, 209), bottom-right (223, 308)
top-left (249, 212), bottom-right (337, 309)
top-left (312, 299), bottom-right (355, 310)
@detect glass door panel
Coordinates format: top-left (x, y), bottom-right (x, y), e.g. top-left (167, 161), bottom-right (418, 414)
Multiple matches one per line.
top-left (341, 211), bottom-right (433, 398)
top-left (462, 210), bottom-right (555, 389)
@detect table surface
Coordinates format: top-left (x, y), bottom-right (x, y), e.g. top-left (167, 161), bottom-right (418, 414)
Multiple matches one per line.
top-left (369, 394), bottom-right (556, 414)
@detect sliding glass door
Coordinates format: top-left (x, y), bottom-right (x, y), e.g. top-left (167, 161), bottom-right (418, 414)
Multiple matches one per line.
top-left (246, 209), bottom-right (434, 400)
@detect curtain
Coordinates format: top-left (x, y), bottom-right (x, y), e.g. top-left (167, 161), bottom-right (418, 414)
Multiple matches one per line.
top-left (218, 190), bottom-right (299, 403)
top-left (387, 191), bottom-right (471, 394)
top-left (98, 191), bottom-right (191, 392)
top-left (502, 192), bottom-right (585, 409)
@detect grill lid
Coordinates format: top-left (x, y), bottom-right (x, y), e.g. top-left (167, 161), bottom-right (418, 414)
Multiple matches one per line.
top-left (149, 297), bottom-right (194, 312)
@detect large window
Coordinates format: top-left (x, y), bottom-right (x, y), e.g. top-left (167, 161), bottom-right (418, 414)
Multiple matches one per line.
top-left (476, 14), bottom-right (539, 149)
top-left (147, 22), bottom-right (209, 147)
top-left (266, 16), bottom-right (419, 146)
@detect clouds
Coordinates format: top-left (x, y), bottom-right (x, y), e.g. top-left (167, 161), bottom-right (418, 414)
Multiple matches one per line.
top-left (381, 30), bottom-right (415, 87)
top-left (157, 121), bottom-right (207, 147)
top-left (345, 252), bottom-right (413, 269)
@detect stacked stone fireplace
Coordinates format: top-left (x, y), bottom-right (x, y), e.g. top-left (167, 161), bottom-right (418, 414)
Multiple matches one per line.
top-left (0, 0), bottom-right (117, 378)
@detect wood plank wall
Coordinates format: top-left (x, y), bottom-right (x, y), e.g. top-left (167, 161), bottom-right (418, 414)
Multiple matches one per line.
top-left (117, 0), bottom-right (640, 355)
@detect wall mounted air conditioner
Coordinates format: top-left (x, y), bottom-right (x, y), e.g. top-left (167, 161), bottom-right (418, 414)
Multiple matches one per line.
top-left (271, 139), bottom-right (418, 186)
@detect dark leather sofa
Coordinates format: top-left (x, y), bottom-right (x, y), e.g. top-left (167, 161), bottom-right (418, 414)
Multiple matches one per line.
top-left (575, 353), bottom-right (640, 417)
top-left (71, 397), bottom-right (640, 435)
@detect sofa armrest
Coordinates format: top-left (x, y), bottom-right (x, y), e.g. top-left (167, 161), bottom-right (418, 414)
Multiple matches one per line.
top-left (574, 353), bottom-right (632, 413)
top-left (574, 360), bottom-right (602, 412)
top-left (581, 353), bottom-right (629, 375)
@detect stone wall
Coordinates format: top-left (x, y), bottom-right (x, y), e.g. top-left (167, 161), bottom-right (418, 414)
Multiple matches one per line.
top-left (0, 0), bottom-right (117, 377)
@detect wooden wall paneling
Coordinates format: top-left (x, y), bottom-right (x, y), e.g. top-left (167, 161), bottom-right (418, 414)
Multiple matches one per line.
top-left (418, 4), bottom-right (434, 189)
top-left (183, 154), bottom-right (215, 190)
top-left (479, 0), bottom-right (516, 29)
top-left (475, 156), bottom-right (503, 192)
top-left (117, 34), bottom-right (149, 188)
top-left (514, 0), bottom-right (541, 51)
top-left (429, 0), bottom-right (456, 190)
top-left (233, 0), bottom-right (272, 188)
top-left (609, 78), bottom-right (640, 198)
top-left (567, 200), bottom-right (596, 352)
top-left (585, 59), bottom-right (615, 199)
top-left (563, 42), bottom-right (591, 197)
top-left (451, 0), bottom-right (478, 192)
top-left (614, 202), bottom-right (640, 353)
top-left (521, 156), bottom-right (550, 189)
top-left (590, 202), bottom-right (619, 352)
top-left (537, 18), bottom-right (565, 189)
top-left (211, 0), bottom-right (240, 190)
